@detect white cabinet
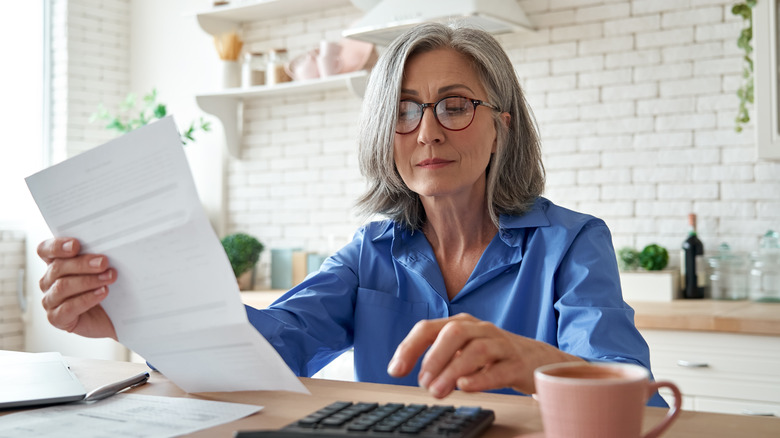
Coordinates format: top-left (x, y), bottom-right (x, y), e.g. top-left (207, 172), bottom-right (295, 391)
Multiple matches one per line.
top-left (641, 329), bottom-right (780, 417)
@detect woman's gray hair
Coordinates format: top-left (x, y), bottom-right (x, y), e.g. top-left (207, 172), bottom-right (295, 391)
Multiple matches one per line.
top-left (356, 22), bottom-right (545, 231)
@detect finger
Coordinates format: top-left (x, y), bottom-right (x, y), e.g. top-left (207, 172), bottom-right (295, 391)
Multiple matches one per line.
top-left (37, 238), bottom-right (80, 263)
top-left (456, 360), bottom-right (528, 394)
top-left (431, 337), bottom-right (509, 394)
top-left (46, 286), bottom-right (109, 333)
top-left (420, 323), bottom-right (500, 397)
top-left (42, 267), bottom-right (116, 311)
top-left (387, 317), bottom-right (450, 378)
top-left (418, 317), bottom-right (489, 379)
top-left (39, 255), bottom-right (111, 293)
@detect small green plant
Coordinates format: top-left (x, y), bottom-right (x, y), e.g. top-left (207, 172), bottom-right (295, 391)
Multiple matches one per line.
top-left (639, 244), bottom-right (669, 271)
top-left (221, 233), bottom-right (264, 278)
top-left (732, 1), bottom-right (757, 133)
top-left (90, 88), bottom-right (211, 144)
top-left (617, 247), bottom-right (641, 271)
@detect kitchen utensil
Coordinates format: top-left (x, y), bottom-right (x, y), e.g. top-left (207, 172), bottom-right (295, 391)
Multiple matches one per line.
top-left (285, 50), bottom-right (320, 81)
top-left (317, 40), bottom-right (342, 77)
top-left (337, 38), bottom-right (377, 74)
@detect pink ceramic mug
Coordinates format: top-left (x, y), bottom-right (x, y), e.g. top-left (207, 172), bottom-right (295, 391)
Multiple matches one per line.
top-left (317, 40), bottom-right (342, 77)
top-left (534, 362), bottom-right (682, 438)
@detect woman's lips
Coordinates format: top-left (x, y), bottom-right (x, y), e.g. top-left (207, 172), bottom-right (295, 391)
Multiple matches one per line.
top-left (417, 158), bottom-right (453, 169)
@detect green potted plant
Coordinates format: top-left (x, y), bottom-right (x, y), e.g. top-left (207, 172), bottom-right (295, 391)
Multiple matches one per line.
top-left (638, 244), bottom-right (669, 271)
top-left (221, 233), bottom-right (264, 290)
top-left (618, 244), bottom-right (678, 302)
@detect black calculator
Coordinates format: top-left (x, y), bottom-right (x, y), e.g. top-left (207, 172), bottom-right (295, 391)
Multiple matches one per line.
top-left (234, 401), bottom-right (496, 438)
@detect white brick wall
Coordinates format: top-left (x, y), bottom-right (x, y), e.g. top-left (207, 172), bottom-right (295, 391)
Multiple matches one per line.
top-left (50, 1), bottom-right (780, 288)
top-left (0, 231), bottom-right (25, 351)
top-left (51, 0), bottom-right (131, 162)
top-left (227, 0), bottom-right (780, 285)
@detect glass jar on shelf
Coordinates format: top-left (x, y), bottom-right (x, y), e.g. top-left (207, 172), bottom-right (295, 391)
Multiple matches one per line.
top-left (242, 51), bottom-right (266, 88)
top-left (749, 230), bottom-right (780, 303)
top-left (706, 243), bottom-right (748, 300)
top-left (266, 48), bottom-right (291, 86)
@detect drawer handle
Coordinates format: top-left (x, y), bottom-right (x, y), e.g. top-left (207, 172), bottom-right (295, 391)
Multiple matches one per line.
top-left (741, 410), bottom-right (776, 416)
top-left (676, 360), bottom-right (709, 368)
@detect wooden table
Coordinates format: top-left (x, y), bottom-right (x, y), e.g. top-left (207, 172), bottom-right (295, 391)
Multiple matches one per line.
top-left (3, 356), bottom-right (777, 437)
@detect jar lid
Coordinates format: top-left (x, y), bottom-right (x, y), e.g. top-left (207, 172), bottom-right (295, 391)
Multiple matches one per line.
top-left (760, 230), bottom-right (780, 250)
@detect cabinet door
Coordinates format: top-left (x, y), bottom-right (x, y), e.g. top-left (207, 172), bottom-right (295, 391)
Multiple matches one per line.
top-left (694, 397), bottom-right (780, 417)
top-left (641, 329), bottom-right (780, 414)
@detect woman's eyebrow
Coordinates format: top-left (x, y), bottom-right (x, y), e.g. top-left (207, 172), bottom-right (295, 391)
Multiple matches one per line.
top-left (399, 84), bottom-right (477, 97)
top-left (439, 84), bottom-right (475, 94)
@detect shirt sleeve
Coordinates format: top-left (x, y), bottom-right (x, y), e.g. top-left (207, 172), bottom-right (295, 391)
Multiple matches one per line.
top-left (552, 220), bottom-right (668, 407)
top-left (244, 228), bottom-right (366, 377)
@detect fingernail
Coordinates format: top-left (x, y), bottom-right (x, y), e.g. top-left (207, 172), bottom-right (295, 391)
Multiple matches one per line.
top-left (418, 371), bottom-right (432, 389)
top-left (98, 271), bottom-right (112, 281)
top-left (387, 358), bottom-right (400, 376)
top-left (430, 380), bottom-right (451, 398)
top-left (89, 257), bottom-right (103, 268)
top-left (94, 286), bottom-right (107, 296)
top-left (63, 240), bottom-right (74, 252)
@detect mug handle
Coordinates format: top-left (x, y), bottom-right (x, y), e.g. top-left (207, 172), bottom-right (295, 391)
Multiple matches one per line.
top-left (643, 381), bottom-right (682, 438)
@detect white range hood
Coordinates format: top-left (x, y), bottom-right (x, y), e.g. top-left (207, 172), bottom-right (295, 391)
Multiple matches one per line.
top-left (343, 0), bottom-right (535, 45)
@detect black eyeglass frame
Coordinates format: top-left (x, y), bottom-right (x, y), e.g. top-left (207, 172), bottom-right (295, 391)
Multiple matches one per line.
top-left (395, 95), bottom-right (501, 135)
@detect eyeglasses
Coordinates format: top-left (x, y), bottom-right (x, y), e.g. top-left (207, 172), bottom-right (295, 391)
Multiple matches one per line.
top-left (395, 96), bottom-right (500, 135)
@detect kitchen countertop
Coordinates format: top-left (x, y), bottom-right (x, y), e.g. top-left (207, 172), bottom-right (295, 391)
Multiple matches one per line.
top-left (241, 291), bottom-right (780, 337)
top-left (628, 299), bottom-right (780, 336)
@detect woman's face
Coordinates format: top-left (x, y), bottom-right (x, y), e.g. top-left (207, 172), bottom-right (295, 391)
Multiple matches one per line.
top-left (393, 48), bottom-right (499, 206)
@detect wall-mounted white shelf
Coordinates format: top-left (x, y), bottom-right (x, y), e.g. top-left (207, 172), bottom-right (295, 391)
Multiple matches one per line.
top-left (196, 70), bottom-right (369, 157)
top-left (195, 0), bottom-right (352, 36)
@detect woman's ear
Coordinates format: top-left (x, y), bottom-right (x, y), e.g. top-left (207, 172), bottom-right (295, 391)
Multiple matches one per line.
top-left (492, 112), bottom-right (511, 153)
top-left (500, 112), bottom-right (511, 128)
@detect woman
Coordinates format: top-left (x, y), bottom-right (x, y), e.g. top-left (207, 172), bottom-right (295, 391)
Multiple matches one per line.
top-left (37, 23), bottom-right (665, 406)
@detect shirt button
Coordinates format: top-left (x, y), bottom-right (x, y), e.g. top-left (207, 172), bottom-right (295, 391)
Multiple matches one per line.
top-left (501, 231), bottom-right (512, 239)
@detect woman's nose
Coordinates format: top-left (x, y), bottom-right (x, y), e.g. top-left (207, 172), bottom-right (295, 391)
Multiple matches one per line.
top-left (417, 107), bottom-right (444, 145)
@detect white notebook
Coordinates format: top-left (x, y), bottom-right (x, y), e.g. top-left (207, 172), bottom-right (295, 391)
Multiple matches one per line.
top-left (0, 351), bottom-right (87, 409)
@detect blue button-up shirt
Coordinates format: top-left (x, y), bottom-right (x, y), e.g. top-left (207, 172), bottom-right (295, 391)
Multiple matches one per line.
top-left (246, 197), bottom-right (666, 406)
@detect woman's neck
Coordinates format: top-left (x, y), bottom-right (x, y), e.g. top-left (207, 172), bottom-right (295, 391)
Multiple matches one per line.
top-left (421, 195), bottom-right (497, 257)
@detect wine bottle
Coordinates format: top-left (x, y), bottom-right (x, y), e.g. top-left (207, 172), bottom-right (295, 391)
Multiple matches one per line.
top-left (681, 213), bottom-right (705, 299)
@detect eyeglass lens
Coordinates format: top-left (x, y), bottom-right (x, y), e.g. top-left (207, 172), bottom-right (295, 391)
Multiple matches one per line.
top-left (396, 96), bottom-right (478, 134)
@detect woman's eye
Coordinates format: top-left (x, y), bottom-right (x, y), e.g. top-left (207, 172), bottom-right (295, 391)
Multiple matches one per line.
top-left (398, 109), bottom-right (417, 120)
top-left (443, 105), bottom-right (467, 116)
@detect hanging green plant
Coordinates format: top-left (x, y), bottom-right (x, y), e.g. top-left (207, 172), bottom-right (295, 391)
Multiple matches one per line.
top-left (91, 88), bottom-right (211, 145)
top-left (732, 0), bottom-right (757, 133)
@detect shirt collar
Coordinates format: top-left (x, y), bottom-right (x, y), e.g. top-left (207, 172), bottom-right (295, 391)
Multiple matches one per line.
top-left (497, 197), bottom-right (552, 246)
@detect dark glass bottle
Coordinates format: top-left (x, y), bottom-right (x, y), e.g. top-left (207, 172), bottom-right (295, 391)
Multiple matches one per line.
top-left (681, 213), bottom-right (705, 299)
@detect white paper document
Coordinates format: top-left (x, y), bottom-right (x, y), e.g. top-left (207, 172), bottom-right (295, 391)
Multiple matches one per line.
top-left (0, 393), bottom-right (262, 438)
top-left (26, 117), bottom-right (307, 394)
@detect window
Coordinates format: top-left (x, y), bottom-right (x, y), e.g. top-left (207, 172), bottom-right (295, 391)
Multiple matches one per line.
top-left (755, 0), bottom-right (780, 159)
top-left (0, 0), bottom-right (47, 228)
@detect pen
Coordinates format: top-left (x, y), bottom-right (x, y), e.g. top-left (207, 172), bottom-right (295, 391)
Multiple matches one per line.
top-left (84, 371), bottom-right (150, 402)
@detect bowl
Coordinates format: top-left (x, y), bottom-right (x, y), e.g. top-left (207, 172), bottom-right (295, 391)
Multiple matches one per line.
top-left (338, 38), bottom-right (378, 74)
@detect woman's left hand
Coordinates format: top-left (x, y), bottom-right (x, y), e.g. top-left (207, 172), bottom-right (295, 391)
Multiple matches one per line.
top-left (386, 313), bottom-right (583, 398)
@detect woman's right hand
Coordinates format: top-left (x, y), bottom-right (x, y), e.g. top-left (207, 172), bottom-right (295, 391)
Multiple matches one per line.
top-left (37, 238), bottom-right (118, 340)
